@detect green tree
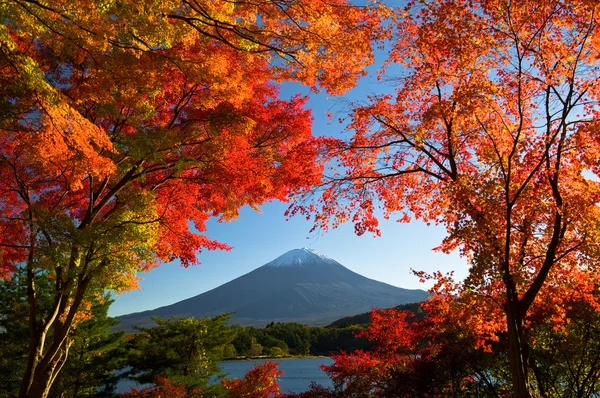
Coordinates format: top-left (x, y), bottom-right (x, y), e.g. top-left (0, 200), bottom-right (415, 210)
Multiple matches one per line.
top-left (265, 323), bottom-right (311, 355)
top-left (222, 345), bottom-right (237, 360)
top-left (527, 298), bottom-right (600, 397)
top-left (231, 327), bottom-right (253, 357)
top-left (248, 339), bottom-right (264, 357)
top-left (267, 347), bottom-right (285, 357)
top-left (125, 314), bottom-right (236, 389)
top-left (310, 326), bottom-right (370, 356)
top-left (0, 269), bottom-right (30, 396)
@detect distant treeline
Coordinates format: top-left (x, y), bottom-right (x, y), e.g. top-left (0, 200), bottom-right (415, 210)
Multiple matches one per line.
top-left (228, 302), bottom-right (424, 358)
top-left (229, 322), bottom-right (369, 357)
top-left (327, 302), bottom-right (424, 328)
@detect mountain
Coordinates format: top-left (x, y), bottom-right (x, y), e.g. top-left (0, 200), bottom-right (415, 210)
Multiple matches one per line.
top-left (116, 248), bottom-right (429, 331)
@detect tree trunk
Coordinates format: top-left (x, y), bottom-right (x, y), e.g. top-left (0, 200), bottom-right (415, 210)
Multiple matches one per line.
top-left (505, 282), bottom-right (531, 398)
top-left (19, 356), bottom-right (55, 398)
top-left (25, 367), bottom-right (54, 398)
top-left (19, 336), bottom-right (70, 398)
top-left (19, 271), bottom-right (88, 398)
top-left (19, 335), bottom-right (41, 398)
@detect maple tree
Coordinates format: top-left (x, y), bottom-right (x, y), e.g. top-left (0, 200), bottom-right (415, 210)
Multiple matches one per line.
top-left (317, 279), bottom-right (502, 397)
top-left (221, 362), bottom-right (283, 398)
top-left (312, 277), bottom-right (600, 397)
top-left (122, 362), bottom-right (282, 398)
top-left (0, 1), bottom-right (386, 397)
top-left (121, 376), bottom-right (204, 398)
top-left (294, 0), bottom-right (600, 396)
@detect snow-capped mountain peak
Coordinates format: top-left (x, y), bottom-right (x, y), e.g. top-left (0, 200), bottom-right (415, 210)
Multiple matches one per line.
top-left (264, 247), bottom-right (338, 268)
top-left (116, 247), bottom-right (430, 331)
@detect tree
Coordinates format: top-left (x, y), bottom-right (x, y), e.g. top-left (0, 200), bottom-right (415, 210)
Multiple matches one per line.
top-left (0, 268), bottom-right (31, 395)
top-left (0, 1), bottom-right (386, 397)
top-left (124, 315), bottom-right (235, 390)
top-left (264, 323), bottom-right (311, 355)
top-left (222, 345), bottom-right (237, 360)
top-left (526, 293), bottom-right (600, 396)
top-left (319, 285), bottom-right (506, 397)
top-left (249, 341), bottom-right (264, 357)
top-left (48, 296), bottom-right (126, 398)
top-left (122, 363), bottom-right (282, 398)
top-left (222, 362), bottom-right (282, 398)
top-left (295, 1), bottom-right (600, 395)
top-left (0, 270), bottom-right (126, 398)
top-left (318, 273), bottom-right (600, 397)
top-left (120, 376), bottom-right (204, 398)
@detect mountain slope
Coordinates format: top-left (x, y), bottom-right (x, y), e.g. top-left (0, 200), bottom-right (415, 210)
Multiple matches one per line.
top-left (116, 248), bottom-right (428, 330)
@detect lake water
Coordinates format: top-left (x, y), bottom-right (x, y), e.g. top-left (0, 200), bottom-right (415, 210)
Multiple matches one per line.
top-left (220, 357), bottom-right (334, 394)
top-left (115, 357), bottom-right (334, 394)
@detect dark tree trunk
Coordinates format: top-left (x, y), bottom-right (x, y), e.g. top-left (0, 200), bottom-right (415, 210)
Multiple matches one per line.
top-left (505, 277), bottom-right (531, 398)
top-left (19, 327), bottom-right (71, 398)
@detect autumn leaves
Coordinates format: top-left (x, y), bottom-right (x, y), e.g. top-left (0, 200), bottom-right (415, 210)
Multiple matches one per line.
top-left (295, 0), bottom-right (600, 396)
top-left (1, 1), bottom-right (386, 396)
top-left (2, 0), bottom-right (600, 397)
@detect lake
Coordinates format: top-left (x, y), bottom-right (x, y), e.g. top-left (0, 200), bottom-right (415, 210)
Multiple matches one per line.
top-left (220, 357), bottom-right (334, 393)
top-left (115, 357), bottom-right (334, 394)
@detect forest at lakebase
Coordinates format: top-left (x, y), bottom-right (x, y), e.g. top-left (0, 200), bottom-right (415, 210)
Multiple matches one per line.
top-left (4, 285), bottom-right (600, 397)
top-left (3, 0), bottom-right (600, 397)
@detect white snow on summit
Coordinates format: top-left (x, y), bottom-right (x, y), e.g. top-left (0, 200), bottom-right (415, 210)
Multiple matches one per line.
top-left (264, 247), bottom-right (339, 268)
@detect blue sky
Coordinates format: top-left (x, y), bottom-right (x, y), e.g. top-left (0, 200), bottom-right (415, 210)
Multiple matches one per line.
top-left (109, 201), bottom-right (468, 316)
top-left (109, 57), bottom-right (470, 317)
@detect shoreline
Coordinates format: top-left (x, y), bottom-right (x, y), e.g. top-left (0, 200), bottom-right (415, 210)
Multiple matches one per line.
top-left (223, 355), bottom-right (329, 362)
